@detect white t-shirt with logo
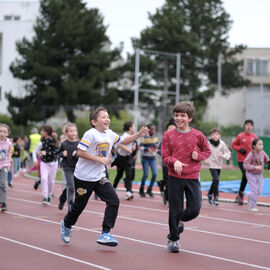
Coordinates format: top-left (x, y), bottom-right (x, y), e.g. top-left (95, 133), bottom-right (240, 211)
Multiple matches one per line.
top-left (116, 132), bottom-right (133, 156)
top-left (74, 128), bottom-right (122, 182)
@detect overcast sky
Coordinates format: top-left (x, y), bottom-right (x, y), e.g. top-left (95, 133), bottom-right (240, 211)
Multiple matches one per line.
top-left (85, 0), bottom-right (270, 56)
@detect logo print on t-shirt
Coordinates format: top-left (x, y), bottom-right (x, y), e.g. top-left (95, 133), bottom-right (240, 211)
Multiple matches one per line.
top-left (0, 149), bottom-right (7, 160)
top-left (95, 142), bottom-right (109, 157)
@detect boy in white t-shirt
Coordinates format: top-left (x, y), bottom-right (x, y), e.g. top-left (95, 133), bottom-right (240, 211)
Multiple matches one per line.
top-left (60, 107), bottom-right (149, 247)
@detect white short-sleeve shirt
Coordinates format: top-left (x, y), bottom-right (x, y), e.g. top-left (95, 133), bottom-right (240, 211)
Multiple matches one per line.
top-left (74, 128), bottom-right (121, 182)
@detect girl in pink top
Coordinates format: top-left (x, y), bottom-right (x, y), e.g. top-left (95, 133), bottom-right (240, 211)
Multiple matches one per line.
top-left (244, 138), bottom-right (270, 212)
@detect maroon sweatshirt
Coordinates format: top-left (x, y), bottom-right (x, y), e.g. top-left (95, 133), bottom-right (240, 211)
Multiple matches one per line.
top-left (161, 128), bottom-right (211, 179)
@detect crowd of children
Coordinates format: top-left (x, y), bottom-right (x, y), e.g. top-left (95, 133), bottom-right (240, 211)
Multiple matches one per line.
top-left (0, 102), bottom-right (269, 254)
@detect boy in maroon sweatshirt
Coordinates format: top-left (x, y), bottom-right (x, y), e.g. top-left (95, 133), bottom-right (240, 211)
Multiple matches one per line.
top-left (232, 119), bottom-right (258, 205)
top-left (161, 102), bottom-right (211, 253)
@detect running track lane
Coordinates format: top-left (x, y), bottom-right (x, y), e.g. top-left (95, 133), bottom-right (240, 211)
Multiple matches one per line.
top-left (1, 177), bottom-right (270, 270)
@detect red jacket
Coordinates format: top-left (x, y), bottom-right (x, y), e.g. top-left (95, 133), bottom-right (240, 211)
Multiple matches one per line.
top-left (161, 128), bottom-right (211, 179)
top-left (232, 132), bottom-right (258, 162)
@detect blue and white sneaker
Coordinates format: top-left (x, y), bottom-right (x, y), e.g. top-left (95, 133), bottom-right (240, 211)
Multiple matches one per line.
top-left (96, 233), bottom-right (118, 247)
top-left (61, 220), bottom-right (72, 243)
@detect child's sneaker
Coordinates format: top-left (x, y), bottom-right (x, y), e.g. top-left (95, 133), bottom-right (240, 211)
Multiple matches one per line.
top-left (249, 207), bottom-right (258, 212)
top-left (96, 233), bottom-right (118, 247)
top-left (213, 197), bottom-right (219, 206)
top-left (207, 193), bottom-right (213, 205)
top-left (168, 240), bottom-right (179, 253)
top-left (33, 178), bottom-right (41, 190)
top-left (61, 220), bottom-right (72, 243)
top-left (42, 197), bottom-right (49, 206)
top-left (178, 220), bottom-right (184, 234)
top-left (0, 203), bottom-right (7, 212)
top-left (125, 191), bottom-right (133, 200)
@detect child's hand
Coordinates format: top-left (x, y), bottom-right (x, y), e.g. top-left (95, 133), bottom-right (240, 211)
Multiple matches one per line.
top-left (204, 160), bottom-right (209, 165)
top-left (139, 126), bottom-right (149, 137)
top-left (33, 161), bottom-right (38, 167)
top-left (219, 154), bottom-right (224, 159)
top-left (99, 157), bottom-right (111, 166)
top-left (255, 165), bottom-right (263, 170)
top-left (63, 150), bottom-right (68, 157)
top-left (72, 150), bottom-right (77, 156)
top-left (192, 148), bottom-right (198, 160)
top-left (41, 150), bottom-right (46, 156)
top-left (174, 160), bottom-right (187, 175)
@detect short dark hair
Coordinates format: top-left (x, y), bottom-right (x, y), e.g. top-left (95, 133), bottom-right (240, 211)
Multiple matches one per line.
top-left (209, 128), bottom-right (221, 135)
top-left (173, 101), bottom-right (195, 119)
top-left (244, 119), bottom-right (254, 127)
top-left (123, 121), bottom-right (133, 132)
top-left (41, 125), bottom-right (53, 136)
top-left (89, 107), bottom-right (108, 127)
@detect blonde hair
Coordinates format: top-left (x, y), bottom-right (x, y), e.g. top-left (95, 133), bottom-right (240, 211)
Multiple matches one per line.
top-left (65, 123), bottom-right (77, 133)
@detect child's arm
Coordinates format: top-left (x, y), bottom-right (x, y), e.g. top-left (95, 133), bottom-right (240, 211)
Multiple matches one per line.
top-left (192, 135), bottom-right (211, 161)
top-left (243, 152), bottom-right (260, 171)
top-left (222, 141), bottom-right (231, 160)
top-left (121, 127), bottom-right (149, 145)
top-left (77, 149), bottom-right (111, 166)
top-left (32, 142), bottom-right (42, 164)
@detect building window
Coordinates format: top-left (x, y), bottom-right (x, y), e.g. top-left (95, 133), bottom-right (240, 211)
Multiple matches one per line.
top-left (4, 15), bottom-right (12, 21)
top-left (247, 59), bottom-right (268, 76)
top-left (14, 16), bottom-right (21, 21)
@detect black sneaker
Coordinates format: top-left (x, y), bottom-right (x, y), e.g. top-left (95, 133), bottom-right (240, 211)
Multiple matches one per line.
top-left (42, 197), bottom-right (49, 206)
top-left (178, 220), bottom-right (184, 234)
top-left (147, 190), bottom-right (154, 198)
top-left (139, 191), bottom-right (146, 197)
top-left (213, 197), bottom-right (219, 206)
top-left (207, 193), bottom-right (213, 205)
top-left (0, 203), bottom-right (7, 212)
top-left (168, 240), bottom-right (179, 253)
top-left (34, 179), bottom-right (41, 190)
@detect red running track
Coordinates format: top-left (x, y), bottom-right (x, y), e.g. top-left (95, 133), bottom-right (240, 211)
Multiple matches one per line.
top-left (1, 174), bottom-right (270, 270)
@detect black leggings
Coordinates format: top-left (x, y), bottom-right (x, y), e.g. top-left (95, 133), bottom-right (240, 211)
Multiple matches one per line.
top-left (238, 162), bottom-right (247, 193)
top-left (208, 169), bottom-right (221, 198)
top-left (64, 176), bottom-right (119, 232)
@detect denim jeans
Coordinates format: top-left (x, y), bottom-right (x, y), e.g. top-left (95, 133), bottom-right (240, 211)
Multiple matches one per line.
top-left (140, 156), bottom-right (157, 193)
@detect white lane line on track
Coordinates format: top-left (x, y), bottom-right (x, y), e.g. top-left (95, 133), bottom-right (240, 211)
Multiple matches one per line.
top-left (9, 195), bottom-right (270, 229)
top-left (4, 211), bottom-right (270, 270)
top-left (7, 197), bottom-right (270, 246)
top-left (0, 235), bottom-right (112, 270)
top-left (10, 184), bottom-right (270, 216)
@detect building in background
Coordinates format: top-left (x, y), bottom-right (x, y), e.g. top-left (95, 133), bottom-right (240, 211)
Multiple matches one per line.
top-left (0, 0), bottom-right (39, 114)
top-left (204, 48), bottom-right (270, 136)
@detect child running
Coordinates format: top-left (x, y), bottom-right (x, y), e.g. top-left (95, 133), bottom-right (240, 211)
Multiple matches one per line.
top-left (161, 101), bottom-right (211, 253)
top-left (205, 128), bottom-right (231, 206)
top-left (232, 120), bottom-right (258, 205)
top-left (0, 124), bottom-right (12, 211)
top-left (58, 123), bottom-right (79, 211)
top-left (60, 107), bottom-right (149, 247)
top-left (243, 138), bottom-right (270, 212)
top-left (33, 125), bottom-right (58, 205)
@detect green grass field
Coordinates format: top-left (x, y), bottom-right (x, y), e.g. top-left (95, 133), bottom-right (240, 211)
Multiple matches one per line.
top-left (30, 168), bottom-right (270, 183)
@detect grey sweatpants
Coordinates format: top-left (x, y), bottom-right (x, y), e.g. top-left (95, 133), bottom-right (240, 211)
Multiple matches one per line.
top-left (0, 167), bottom-right (8, 204)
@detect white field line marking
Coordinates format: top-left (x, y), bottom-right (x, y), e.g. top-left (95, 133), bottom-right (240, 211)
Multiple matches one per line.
top-left (7, 197), bottom-right (270, 246)
top-left (0, 235), bottom-right (112, 270)
top-left (4, 211), bottom-right (270, 270)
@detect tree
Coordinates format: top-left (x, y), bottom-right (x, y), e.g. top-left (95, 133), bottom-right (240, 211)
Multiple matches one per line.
top-left (124, 0), bottom-right (249, 130)
top-left (7, 0), bottom-right (122, 124)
